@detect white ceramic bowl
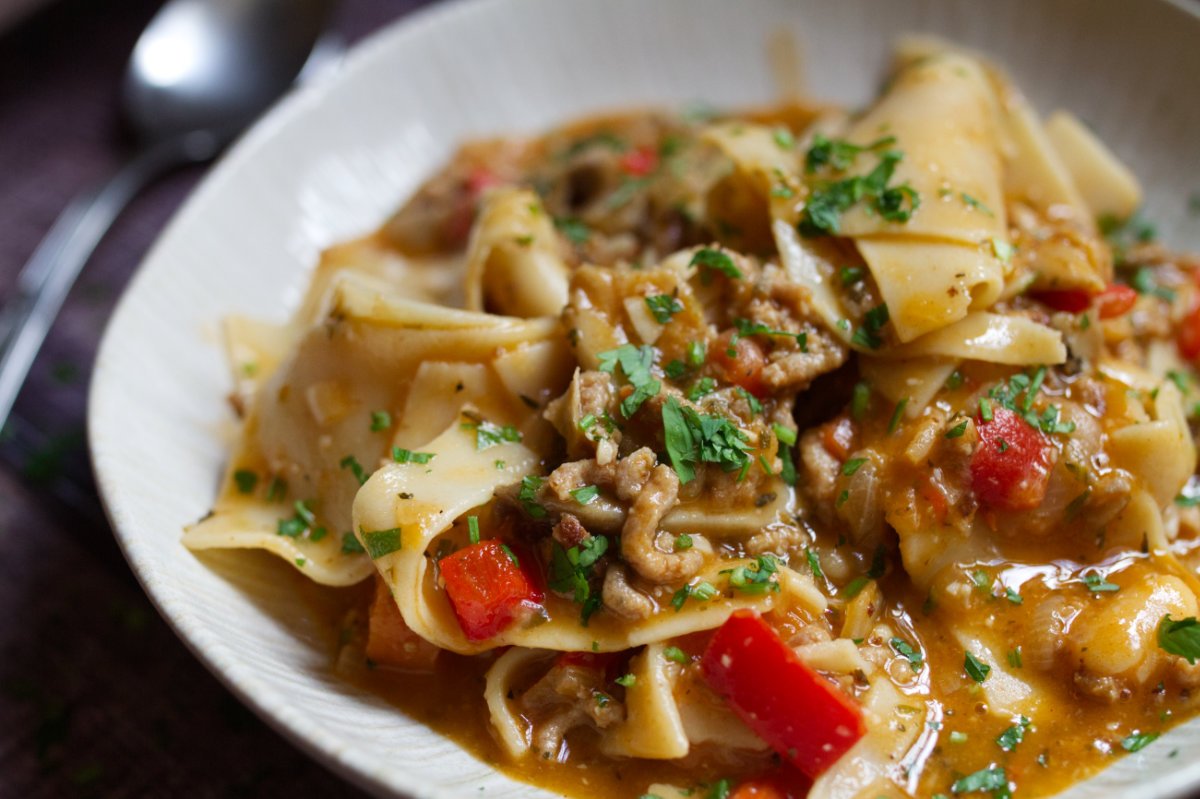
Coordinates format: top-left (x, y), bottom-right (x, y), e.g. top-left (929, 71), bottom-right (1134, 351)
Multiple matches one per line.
top-left (89, 0), bottom-right (1200, 796)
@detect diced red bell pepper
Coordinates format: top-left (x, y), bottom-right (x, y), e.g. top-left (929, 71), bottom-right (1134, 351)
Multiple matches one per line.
top-left (1180, 304), bottom-right (1200, 361)
top-left (1096, 283), bottom-right (1137, 319)
top-left (618, 146), bottom-right (658, 177)
top-left (440, 540), bottom-right (543, 641)
top-left (700, 610), bottom-right (865, 779)
top-left (970, 406), bottom-right (1056, 511)
top-left (1030, 288), bottom-right (1091, 314)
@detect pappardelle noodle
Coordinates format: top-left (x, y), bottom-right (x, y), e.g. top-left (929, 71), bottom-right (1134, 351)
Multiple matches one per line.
top-left (188, 37), bottom-right (1200, 798)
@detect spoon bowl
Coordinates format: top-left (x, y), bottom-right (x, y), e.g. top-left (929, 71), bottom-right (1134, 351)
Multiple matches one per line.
top-left (123, 0), bottom-right (336, 146)
top-left (0, 0), bottom-right (338, 431)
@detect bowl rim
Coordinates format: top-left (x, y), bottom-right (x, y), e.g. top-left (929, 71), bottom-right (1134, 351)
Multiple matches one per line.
top-left (87, 0), bottom-right (493, 796)
top-left (87, 0), bottom-right (1200, 797)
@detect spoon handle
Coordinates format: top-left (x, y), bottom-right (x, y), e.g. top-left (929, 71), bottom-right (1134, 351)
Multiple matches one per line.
top-left (0, 139), bottom-right (198, 429)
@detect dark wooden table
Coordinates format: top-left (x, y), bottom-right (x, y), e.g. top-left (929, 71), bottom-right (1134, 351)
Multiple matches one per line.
top-left (0, 1), bottom-right (425, 796)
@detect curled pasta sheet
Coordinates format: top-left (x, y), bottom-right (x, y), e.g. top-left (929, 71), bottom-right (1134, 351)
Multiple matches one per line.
top-left (807, 655), bottom-right (922, 799)
top-left (183, 486), bottom-right (375, 586)
top-left (223, 315), bottom-right (291, 411)
top-left (702, 120), bottom-right (800, 198)
top-left (1045, 111), bottom-right (1142, 220)
top-left (353, 415), bottom-right (801, 655)
top-left (1108, 382), bottom-right (1196, 509)
top-left (463, 187), bottom-right (570, 317)
top-left (601, 643), bottom-right (690, 759)
top-left (772, 218), bottom-right (855, 347)
top-left (828, 53), bottom-right (1007, 343)
top-left (186, 277), bottom-right (565, 585)
top-left (883, 311), bottom-right (1066, 366)
top-left (858, 355), bottom-right (960, 415)
top-left (484, 647), bottom-right (553, 758)
top-left (855, 238), bottom-right (1005, 343)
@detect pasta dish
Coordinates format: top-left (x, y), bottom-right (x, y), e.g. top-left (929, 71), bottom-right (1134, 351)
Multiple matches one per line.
top-left (185, 37), bottom-right (1200, 798)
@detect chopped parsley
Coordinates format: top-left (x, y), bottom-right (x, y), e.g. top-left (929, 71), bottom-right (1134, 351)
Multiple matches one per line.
top-left (277, 500), bottom-right (318, 538)
top-left (663, 646), bottom-right (690, 664)
top-left (370, 410), bottom-right (392, 431)
top-left (674, 533), bottom-right (693, 551)
top-left (961, 193), bottom-right (993, 216)
top-left (964, 652), bottom-right (991, 683)
top-left (670, 580), bottom-right (718, 611)
top-left (850, 304), bottom-right (890, 349)
top-left (598, 344), bottom-right (661, 417)
top-left (1131, 266), bottom-right (1176, 302)
top-left (772, 127), bottom-right (795, 150)
top-left (461, 413), bottom-right (523, 449)
top-left (548, 535), bottom-right (610, 624)
top-left (569, 485), bottom-right (600, 505)
top-left (804, 133), bottom-right (896, 173)
top-left (986, 368), bottom-right (1075, 436)
top-left (1158, 614), bottom-right (1200, 664)
top-left (615, 673), bottom-right (636, 688)
top-left (392, 447), bottom-right (435, 464)
top-left (1121, 731), bottom-right (1159, 753)
top-left (645, 294), bottom-right (683, 324)
top-left (840, 265), bottom-right (865, 285)
top-left (266, 476), bottom-right (287, 502)
top-left (339, 455), bottom-right (369, 486)
top-left (467, 516), bottom-right (480, 544)
top-left (690, 248), bottom-right (742, 282)
top-left (721, 554), bottom-right (780, 595)
top-left (890, 637), bottom-right (924, 670)
top-left (806, 549), bottom-right (824, 579)
top-left (687, 376), bottom-right (717, 401)
top-left (1007, 647), bottom-right (1023, 669)
top-left (519, 475), bottom-right (548, 519)
top-left (850, 381), bottom-right (872, 420)
top-left (945, 419), bottom-right (969, 439)
top-left (888, 397), bottom-right (909, 434)
top-left (990, 238), bottom-right (1015, 263)
top-left (733, 317), bottom-right (807, 348)
top-left (554, 216), bottom-right (590, 244)
top-left (1082, 572), bottom-right (1120, 593)
top-left (996, 717), bottom-right (1031, 752)
top-left (661, 396), bottom-right (751, 484)
top-left (341, 532), bottom-right (365, 555)
top-left (688, 340), bottom-right (707, 366)
top-left (361, 527), bottom-right (402, 558)
top-left (842, 457), bottom-right (868, 476)
top-left (773, 422), bottom-right (797, 447)
top-left (799, 145), bottom-right (919, 237)
top-left (233, 469), bottom-right (258, 494)
top-left (951, 766), bottom-right (1009, 797)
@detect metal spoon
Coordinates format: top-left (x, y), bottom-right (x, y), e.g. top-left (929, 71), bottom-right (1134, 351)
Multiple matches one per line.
top-left (0, 0), bottom-right (338, 429)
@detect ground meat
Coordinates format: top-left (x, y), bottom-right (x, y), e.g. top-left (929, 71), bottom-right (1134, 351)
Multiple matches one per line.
top-left (553, 514), bottom-right (590, 549)
top-left (520, 661), bottom-right (625, 758)
top-left (602, 564), bottom-right (655, 619)
top-left (800, 427), bottom-right (840, 523)
top-left (544, 370), bottom-right (621, 460)
top-left (1073, 670), bottom-right (1131, 704)
top-left (761, 332), bottom-right (849, 392)
top-left (546, 447), bottom-right (657, 503)
top-left (621, 464), bottom-right (702, 583)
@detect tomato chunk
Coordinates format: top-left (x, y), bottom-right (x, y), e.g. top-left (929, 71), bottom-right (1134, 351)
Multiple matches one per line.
top-left (712, 329), bottom-right (767, 397)
top-left (970, 407), bottom-right (1056, 511)
top-left (1031, 288), bottom-right (1091, 314)
top-left (1180, 304), bottom-right (1200, 361)
top-left (700, 610), bottom-right (865, 779)
top-left (618, 146), bottom-right (658, 177)
top-left (1096, 283), bottom-right (1137, 319)
top-left (440, 540), bottom-right (543, 641)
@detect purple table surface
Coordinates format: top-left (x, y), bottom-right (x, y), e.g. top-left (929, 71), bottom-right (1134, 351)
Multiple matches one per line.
top-left (0, 1), bottom-right (427, 796)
